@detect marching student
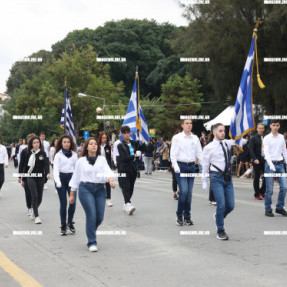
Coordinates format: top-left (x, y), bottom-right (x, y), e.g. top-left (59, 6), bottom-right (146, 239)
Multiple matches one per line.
top-left (113, 137), bottom-right (121, 169)
top-left (170, 119), bottom-right (203, 226)
top-left (53, 135), bottom-right (78, 235)
top-left (0, 137), bottom-right (9, 193)
top-left (249, 123), bottom-right (266, 200)
top-left (17, 139), bottom-right (27, 166)
top-left (22, 136), bottom-right (50, 224)
top-left (19, 133), bottom-right (36, 217)
top-left (263, 120), bottom-right (287, 217)
top-left (40, 132), bottom-right (50, 190)
top-left (98, 132), bottom-right (113, 207)
top-left (202, 123), bottom-right (235, 240)
top-left (69, 137), bottom-right (116, 252)
top-left (117, 126), bottom-right (146, 215)
top-left (49, 138), bottom-right (59, 169)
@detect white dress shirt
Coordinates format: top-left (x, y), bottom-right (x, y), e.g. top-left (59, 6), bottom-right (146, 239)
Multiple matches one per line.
top-left (0, 145), bottom-right (8, 165)
top-left (17, 144), bottom-right (27, 165)
top-left (170, 131), bottom-right (203, 172)
top-left (49, 146), bottom-right (56, 164)
top-left (202, 139), bottom-right (235, 186)
top-left (41, 140), bottom-right (50, 157)
top-left (263, 133), bottom-right (287, 169)
top-left (101, 144), bottom-right (106, 157)
top-left (69, 156), bottom-right (115, 191)
top-left (53, 150), bottom-right (78, 186)
top-left (113, 139), bottom-right (121, 164)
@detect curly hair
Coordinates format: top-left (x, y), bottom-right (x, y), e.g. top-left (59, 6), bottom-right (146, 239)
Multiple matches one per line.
top-left (55, 135), bottom-right (77, 155)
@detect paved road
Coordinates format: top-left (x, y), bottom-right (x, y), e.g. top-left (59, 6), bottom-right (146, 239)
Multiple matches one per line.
top-left (0, 164), bottom-right (287, 287)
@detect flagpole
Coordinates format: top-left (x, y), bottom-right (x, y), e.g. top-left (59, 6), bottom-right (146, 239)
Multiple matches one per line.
top-left (64, 79), bottom-right (67, 135)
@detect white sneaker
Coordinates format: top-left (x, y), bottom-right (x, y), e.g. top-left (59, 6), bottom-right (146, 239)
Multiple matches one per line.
top-left (27, 208), bottom-right (33, 216)
top-left (43, 184), bottom-right (48, 190)
top-left (30, 212), bottom-right (35, 220)
top-left (126, 203), bottom-right (136, 215)
top-left (88, 245), bottom-right (98, 252)
top-left (106, 200), bottom-right (113, 207)
top-left (35, 217), bottom-right (42, 224)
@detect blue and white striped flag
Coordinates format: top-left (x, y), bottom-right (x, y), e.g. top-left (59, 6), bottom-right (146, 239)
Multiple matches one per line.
top-left (230, 34), bottom-right (256, 151)
top-left (60, 88), bottom-right (76, 144)
top-left (121, 77), bottom-right (150, 143)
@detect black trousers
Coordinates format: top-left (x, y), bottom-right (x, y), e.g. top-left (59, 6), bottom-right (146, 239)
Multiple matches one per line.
top-left (27, 177), bottom-right (45, 217)
top-left (118, 172), bottom-right (137, 204)
top-left (106, 182), bottom-right (111, 199)
top-left (253, 159), bottom-right (266, 197)
top-left (24, 182), bottom-right (32, 209)
top-left (0, 165), bottom-right (4, 190)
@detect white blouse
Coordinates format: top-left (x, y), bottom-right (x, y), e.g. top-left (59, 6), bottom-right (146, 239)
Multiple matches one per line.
top-left (69, 155), bottom-right (115, 191)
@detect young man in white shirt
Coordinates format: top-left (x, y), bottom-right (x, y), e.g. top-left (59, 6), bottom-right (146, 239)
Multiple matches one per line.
top-left (202, 123), bottom-right (235, 240)
top-left (263, 120), bottom-right (287, 217)
top-left (0, 137), bottom-right (9, 192)
top-left (170, 119), bottom-right (203, 226)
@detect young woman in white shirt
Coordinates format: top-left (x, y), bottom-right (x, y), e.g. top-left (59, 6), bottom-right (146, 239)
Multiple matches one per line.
top-left (69, 138), bottom-right (116, 252)
top-left (53, 135), bottom-right (78, 235)
top-left (49, 138), bottom-right (59, 169)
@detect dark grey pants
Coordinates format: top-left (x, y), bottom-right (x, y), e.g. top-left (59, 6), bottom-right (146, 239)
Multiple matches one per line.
top-left (27, 177), bottom-right (45, 217)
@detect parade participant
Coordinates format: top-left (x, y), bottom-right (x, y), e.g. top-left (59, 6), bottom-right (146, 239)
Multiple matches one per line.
top-left (202, 123), bottom-right (235, 240)
top-left (22, 136), bottom-right (50, 224)
top-left (53, 135), bottom-right (78, 235)
top-left (170, 119), bottom-right (203, 226)
top-left (40, 132), bottom-right (50, 190)
top-left (144, 139), bottom-right (154, 175)
top-left (49, 138), bottom-right (59, 169)
top-left (112, 137), bottom-right (121, 169)
top-left (19, 133), bottom-right (36, 217)
top-left (17, 139), bottom-right (27, 166)
top-left (69, 138), bottom-right (115, 252)
top-left (249, 123), bottom-right (266, 200)
top-left (263, 120), bottom-right (287, 217)
top-left (98, 132), bottom-right (113, 207)
top-left (0, 137), bottom-right (9, 193)
top-left (117, 126), bottom-right (146, 215)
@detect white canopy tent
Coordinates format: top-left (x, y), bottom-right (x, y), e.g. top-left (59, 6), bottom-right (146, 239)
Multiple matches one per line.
top-left (204, 105), bottom-right (264, 131)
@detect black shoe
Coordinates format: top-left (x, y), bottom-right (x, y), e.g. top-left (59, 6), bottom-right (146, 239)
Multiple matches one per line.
top-left (254, 195), bottom-right (262, 200)
top-left (173, 194), bottom-right (178, 200)
top-left (184, 218), bottom-right (193, 225)
top-left (61, 225), bottom-right (67, 236)
top-left (217, 230), bottom-right (228, 240)
top-left (68, 222), bottom-right (76, 233)
top-left (265, 210), bottom-right (274, 217)
top-left (176, 216), bottom-right (183, 226)
top-left (275, 208), bottom-right (287, 216)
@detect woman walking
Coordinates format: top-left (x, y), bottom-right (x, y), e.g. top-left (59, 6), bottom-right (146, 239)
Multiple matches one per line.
top-left (53, 135), bottom-right (78, 235)
top-left (69, 138), bottom-right (115, 252)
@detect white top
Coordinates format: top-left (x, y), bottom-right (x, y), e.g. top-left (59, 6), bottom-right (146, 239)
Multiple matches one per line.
top-left (113, 139), bottom-right (121, 164)
top-left (202, 139), bottom-right (235, 185)
top-left (11, 147), bottom-right (16, 157)
top-left (53, 150), bottom-right (78, 185)
top-left (263, 133), bottom-right (287, 168)
top-left (100, 144), bottom-right (106, 158)
top-left (170, 131), bottom-right (203, 171)
top-left (41, 140), bottom-right (50, 157)
top-left (69, 155), bottom-right (115, 191)
top-left (17, 144), bottom-right (27, 165)
top-left (0, 145), bottom-right (8, 165)
top-left (49, 146), bottom-right (56, 164)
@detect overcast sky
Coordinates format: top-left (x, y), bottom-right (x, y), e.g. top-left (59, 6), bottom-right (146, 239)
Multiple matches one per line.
top-left (0, 0), bottom-right (188, 93)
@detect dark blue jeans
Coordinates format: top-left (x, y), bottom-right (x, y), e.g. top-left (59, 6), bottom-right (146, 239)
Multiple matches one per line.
top-left (210, 172), bottom-right (235, 231)
top-left (78, 182), bottom-right (106, 247)
top-left (56, 173), bottom-right (76, 226)
top-left (264, 162), bottom-right (287, 211)
top-left (175, 163), bottom-right (195, 219)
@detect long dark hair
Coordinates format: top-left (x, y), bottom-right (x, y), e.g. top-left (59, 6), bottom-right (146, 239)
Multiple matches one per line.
top-left (28, 136), bottom-right (43, 152)
top-left (81, 137), bottom-right (101, 157)
top-left (50, 137), bottom-right (58, 149)
top-left (55, 135), bottom-right (77, 154)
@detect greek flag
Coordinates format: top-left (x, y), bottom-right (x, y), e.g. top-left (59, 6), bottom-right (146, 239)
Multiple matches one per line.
top-left (230, 34), bottom-right (256, 147)
top-left (121, 78), bottom-right (150, 143)
top-left (60, 88), bottom-right (76, 144)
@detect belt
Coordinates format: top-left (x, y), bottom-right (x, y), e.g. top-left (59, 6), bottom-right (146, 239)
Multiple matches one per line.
top-left (272, 160), bottom-right (284, 165)
top-left (177, 161), bottom-right (195, 165)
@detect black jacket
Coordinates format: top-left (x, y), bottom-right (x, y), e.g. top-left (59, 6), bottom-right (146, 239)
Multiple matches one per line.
top-left (22, 150), bottom-right (50, 181)
top-left (117, 140), bottom-right (146, 174)
top-left (249, 134), bottom-right (264, 161)
top-left (19, 147), bottom-right (28, 178)
top-left (103, 144), bottom-right (112, 167)
top-left (144, 143), bottom-right (154, 157)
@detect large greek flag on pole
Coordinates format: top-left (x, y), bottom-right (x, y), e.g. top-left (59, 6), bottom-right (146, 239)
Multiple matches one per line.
top-left (230, 35), bottom-right (256, 144)
top-left (121, 78), bottom-right (150, 143)
top-left (60, 88), bottom-right (76, 144)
